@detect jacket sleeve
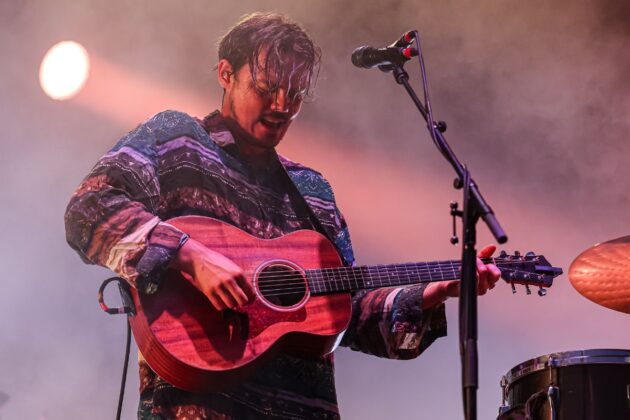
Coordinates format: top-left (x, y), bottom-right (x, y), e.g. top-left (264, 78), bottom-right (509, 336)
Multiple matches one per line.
top-left (64, 111), bottom-right (189, 293)
top-left (340, 285), bottom-right (447, 359)
top-left (332, 207), bottom-right (447, 359)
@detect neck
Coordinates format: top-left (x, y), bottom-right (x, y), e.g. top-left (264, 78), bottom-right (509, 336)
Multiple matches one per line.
top-left (234, 136), bottom-right (275, 164)
top-left (221, 115), bottom-right (276, 167)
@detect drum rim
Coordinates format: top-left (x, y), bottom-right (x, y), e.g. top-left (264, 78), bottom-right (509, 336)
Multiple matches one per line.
top-left (503, 348), bottom-right (630, 385)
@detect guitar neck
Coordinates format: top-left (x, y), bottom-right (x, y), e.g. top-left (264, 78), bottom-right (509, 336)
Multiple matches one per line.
top-left (307, 259), bottom-right (489, 295)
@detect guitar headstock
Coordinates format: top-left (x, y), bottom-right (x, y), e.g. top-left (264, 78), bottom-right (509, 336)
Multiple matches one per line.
top-left (495, 251), bottom-right (563, 296)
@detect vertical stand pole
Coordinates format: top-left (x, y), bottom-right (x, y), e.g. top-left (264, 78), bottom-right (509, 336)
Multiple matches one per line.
top-left (459, 168), bottom-right (479, 420)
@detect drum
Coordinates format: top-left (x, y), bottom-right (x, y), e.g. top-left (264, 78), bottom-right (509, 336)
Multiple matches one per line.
top-left (498, 349), bottom-right (630, 420)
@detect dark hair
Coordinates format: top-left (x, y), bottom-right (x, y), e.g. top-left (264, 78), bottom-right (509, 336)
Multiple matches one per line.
top-left (217, 12), bottom-right (321, 101)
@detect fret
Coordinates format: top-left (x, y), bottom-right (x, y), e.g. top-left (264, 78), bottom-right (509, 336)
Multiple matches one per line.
top-left (331, 268), bottom-right (343, 292)
top-left (420, 262), bottom-right (431, 283)
top-left (385, 265), bottom-right (396, 286)
top-left (436, 261), bottom-right (446, 281)
top-left (450, 260), bottom-right (461, 280)
top-left (357, 265), bottom-right (371, 289)
top-left (338, 268), bottom-right (347, 292)
top-left (379, 264), bottom-right (391, 287)
top-left (306, 270), bottom-right (321, 294)
top-left (347, 265), bottom-right (359, 290)
top-left (443, 261), bottom-right (450, 280)
top-left (325, 268), bottom-right (334, 292)
top-left (315, 270), bottom-right (325, 293)
top-left (402, 263), bottom-right (413, 285)
top-left (346, 267), bottom-right (354, 290)
top-left (366, 265), bottom-right (380, 288)
top-left (427, 261), bottom-right (441, 282)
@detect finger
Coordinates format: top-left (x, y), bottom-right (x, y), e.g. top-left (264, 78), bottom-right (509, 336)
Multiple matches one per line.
top-left (217, 284), bottom-right (239, 309)
top-left (223, 279), bottom-right (250, 307)
top-left (235, 274), bottom-right (256, 303)
top-left (478, 263), bottom-right (502, 294)
top-left (477, 244), bottom-right (497, 259)
top-left (206, 293), bottom-right (228, 311)
top-left (445, 280), bottom-right (460, 298)
top-left (488, 264), bottom-right (502, 286)
top-left (476, 258), bottom-right (489, 276)
top-left (476, 258), bottom-right (489, 280)
top-left (476, 258), bottom-right (490, 295)
top-left (480, 283), bottom-right (491, 295)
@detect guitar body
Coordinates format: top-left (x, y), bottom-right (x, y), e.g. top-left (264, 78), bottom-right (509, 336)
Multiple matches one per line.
top-left (128, 216), bottom-right (351, 393)
top-left (126, 216), bottom-right (564, 393)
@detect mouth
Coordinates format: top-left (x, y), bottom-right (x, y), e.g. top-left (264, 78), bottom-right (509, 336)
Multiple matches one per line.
top-left (259, 115), bottom-right (289, 130)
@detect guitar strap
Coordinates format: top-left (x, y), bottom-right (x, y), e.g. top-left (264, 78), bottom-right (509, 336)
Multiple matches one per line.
top-left (278, 164), bottom-right (344, 262)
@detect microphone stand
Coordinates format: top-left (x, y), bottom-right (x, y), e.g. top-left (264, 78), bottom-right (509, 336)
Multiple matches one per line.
top-left (384, 31), bottom-right (508, 420)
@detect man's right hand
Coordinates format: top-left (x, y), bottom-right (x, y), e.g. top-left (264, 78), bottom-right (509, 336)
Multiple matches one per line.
top-left (171, 238), bottom-right (256, 311)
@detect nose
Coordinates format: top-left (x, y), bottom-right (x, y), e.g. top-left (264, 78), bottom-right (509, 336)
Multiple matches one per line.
top-left (270, 88), bottom-right (289, 113)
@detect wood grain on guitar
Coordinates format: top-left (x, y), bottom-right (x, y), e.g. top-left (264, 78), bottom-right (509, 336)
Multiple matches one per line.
top-left (128, 216), bottom-right (562, 392)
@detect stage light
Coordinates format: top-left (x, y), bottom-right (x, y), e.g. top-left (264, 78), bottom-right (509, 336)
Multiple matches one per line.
top-left (39, 41), bottom-right (90, 100)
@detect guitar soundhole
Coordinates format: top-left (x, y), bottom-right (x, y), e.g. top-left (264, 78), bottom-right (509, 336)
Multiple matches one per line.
top-left (257, 263), bottom-right (307, 308)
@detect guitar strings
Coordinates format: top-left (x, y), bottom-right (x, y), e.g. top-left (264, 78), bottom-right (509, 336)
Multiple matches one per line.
top-left (253, 257), bottom-right (539, 284)
top-left (256, 265), bottom-right (540, 288)
top-left (254, 269), bottom-right (552, 297)
top-left (253, 257), bottom-right (518, 282)
top-left (254, 261), bottom-right (541, 287)
top-left (254, 266), bottom-right (550, 298)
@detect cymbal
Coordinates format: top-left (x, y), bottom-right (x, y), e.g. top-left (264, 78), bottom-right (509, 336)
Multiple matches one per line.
top-left (569, 236), bottom-right (630, 314)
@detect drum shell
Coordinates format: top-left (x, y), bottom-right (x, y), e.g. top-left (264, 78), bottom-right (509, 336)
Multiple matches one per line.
top-left (501, 350), bottom-right (630, 420)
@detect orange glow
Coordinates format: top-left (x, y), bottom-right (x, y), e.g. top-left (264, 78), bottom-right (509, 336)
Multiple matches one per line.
top-left (73, 54), bottom-right (212, 126)
top-left (39, 41), bottom-right (90, 100)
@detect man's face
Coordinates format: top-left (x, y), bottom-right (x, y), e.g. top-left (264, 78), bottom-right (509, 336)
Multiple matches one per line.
top-left (219, 55), bottom-right (307, 151)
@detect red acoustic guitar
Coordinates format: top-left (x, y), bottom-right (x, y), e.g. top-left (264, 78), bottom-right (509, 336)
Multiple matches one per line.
top-left (128, 216), bottom-right (562, 392)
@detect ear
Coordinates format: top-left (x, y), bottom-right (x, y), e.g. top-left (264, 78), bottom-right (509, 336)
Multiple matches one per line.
top-left (217, 59), bottom-right (234, 89)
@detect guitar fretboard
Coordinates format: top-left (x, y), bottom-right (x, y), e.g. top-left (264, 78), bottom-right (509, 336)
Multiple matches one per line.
top-left (306, 259), bottom-right (494, 295)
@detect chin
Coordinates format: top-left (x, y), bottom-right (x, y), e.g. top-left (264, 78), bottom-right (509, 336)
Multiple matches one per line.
top-left (256, 131), bottom-right (285, 148)
top-left (262, 137), bottom-right (283, 149)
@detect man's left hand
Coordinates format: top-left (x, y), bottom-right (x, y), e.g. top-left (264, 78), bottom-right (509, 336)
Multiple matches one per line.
top-left (422, 244), bottom-right (502, 308)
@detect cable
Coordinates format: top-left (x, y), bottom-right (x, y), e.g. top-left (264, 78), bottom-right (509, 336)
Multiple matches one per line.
top-left (116, 317), bottom-right (131, 420)
top-left (98, 277), bottom-right (134, 420)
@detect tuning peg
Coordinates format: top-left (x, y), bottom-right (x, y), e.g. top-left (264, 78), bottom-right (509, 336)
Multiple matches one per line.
top-left (526, 251), bottom-right (535, 258)
top-left (538, 287), bottom-right (547, 297)
top-left (514, 250), bottom-right (521, 258)
top-left (525, 285), bottom-right (532, 295)
top-left (499, 250), bottom-right (507, 258)
top-left (511, 283), bottom-right (516, 294)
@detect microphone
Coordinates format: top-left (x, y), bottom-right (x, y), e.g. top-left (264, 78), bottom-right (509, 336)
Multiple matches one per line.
top-left (351, 31), bottom-right (417, 69)
top-left (351, 46), bottom-right (417, 69)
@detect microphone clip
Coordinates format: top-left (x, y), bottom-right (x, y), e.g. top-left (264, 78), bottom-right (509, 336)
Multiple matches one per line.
top-left (377, 47), bottom-right (418, 72)
top-left (390, 30), bottom-right (416, 48)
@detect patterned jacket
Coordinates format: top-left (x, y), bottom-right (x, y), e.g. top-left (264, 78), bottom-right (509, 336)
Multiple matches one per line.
top-left (65, 110), bottom-right (447, 419)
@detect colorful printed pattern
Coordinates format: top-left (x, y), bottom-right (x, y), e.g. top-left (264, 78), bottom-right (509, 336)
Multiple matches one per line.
top-left (65, 110), bottom-right (446, 419)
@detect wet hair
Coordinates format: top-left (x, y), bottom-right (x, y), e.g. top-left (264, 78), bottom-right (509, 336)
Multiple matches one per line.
top-left (217, 12), bottom-right (321, 102)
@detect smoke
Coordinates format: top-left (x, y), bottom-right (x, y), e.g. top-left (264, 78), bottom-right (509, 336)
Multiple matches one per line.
top-left (1, 1), bottom-right (629, 419)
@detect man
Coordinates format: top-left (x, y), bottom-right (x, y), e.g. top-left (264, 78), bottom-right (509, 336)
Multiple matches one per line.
top-left (65, 12), bottom-right (500, 419)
